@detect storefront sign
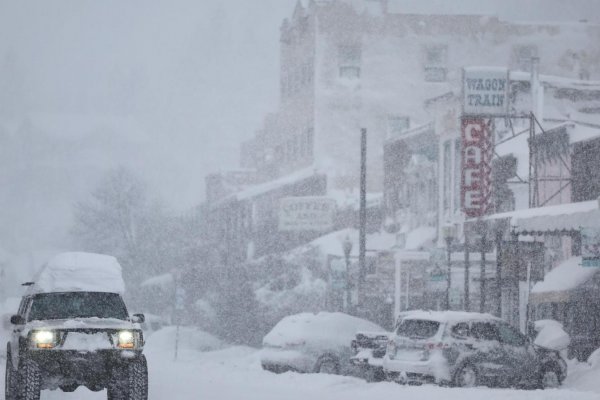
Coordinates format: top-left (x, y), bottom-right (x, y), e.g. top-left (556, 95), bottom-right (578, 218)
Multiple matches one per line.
top-left (582, 227), bottom-right (600, 267)
top-left (461, 118), bottom-right (493, 218)
top-left (278, 196), bottom-right (336, 231)
top-left (463, 67), bottom-right (509, 117)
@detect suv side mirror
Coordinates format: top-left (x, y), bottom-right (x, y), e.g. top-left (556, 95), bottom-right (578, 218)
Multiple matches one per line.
top-left (132, 314), bottom-right (145, 324)
top-left (10, 315), bottom-right (25, 325)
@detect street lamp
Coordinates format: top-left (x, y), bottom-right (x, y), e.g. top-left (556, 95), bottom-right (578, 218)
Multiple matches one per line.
top-left (343, 235), bottom-right (353, 314)
top-left (442, 224), bottom-right (457, 310)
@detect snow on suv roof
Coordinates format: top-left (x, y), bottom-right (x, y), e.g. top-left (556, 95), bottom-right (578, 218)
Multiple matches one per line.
top-left (401, 310), bottom-right (501, 324)
top-left (30, 252), bottom-right (125, 294)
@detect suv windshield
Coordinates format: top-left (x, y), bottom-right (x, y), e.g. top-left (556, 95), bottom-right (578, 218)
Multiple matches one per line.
top-left (396, 319), bottom-right (440, 339)
top-left (27, 292), bottom-right (128, 321)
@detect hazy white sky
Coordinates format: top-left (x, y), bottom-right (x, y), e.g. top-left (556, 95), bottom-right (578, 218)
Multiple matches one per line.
top-left (0, 0), bottom-right (597, 211)
top-left (0, 0), bottom-right (296, 208)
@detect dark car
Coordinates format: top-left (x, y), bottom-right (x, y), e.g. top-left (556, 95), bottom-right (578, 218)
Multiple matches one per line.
top-left (383, 310), bottom-right (567, 388)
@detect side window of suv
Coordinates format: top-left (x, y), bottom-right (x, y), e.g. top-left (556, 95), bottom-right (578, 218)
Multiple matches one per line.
top-left (451, 322), bottom-right (470, 339)
top-left (497, 323), bottom-right (527, 347)
top-left (471, 322), bottom-right (500, 341)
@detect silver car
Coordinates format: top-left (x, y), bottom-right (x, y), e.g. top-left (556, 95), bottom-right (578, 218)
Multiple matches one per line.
top-left (383, 311), bottom-right (567, 388)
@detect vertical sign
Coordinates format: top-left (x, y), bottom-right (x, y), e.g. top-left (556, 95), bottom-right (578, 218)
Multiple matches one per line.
top-left (461, 118), bottom-right (493, 218)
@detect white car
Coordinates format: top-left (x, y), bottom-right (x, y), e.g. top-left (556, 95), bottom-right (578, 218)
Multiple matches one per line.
top-left (260, 312), bottom-right (383, 375)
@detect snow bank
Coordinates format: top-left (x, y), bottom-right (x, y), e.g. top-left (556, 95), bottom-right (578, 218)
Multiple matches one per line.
top-left (146, 326), bottom-right (224, 353)
top-left (255, 267), bottom-right (327, 314)
top-left (565, 357), bottom-right (600, 394)
top-left (34, 252), bottom-right (125, 294)
top-left (532, 257), bottom-right (597, 294)
top-left (263, 312), bottom-right (383, 350)
top-left (533, 319), bottom-right (570, 351)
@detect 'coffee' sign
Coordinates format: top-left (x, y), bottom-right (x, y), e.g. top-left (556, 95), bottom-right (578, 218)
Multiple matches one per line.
top-left (463, 67), bottom-right (509, 117)
top-left (279, 196), bottom-right (336, 232)
top-left (461, 118), bottom-right (493, 218)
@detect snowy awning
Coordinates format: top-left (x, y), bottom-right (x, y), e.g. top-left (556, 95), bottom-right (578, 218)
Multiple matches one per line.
top-left (530, 257), bottom-right (599, 304)
top-left (479, 200), bottom-right (600, 235)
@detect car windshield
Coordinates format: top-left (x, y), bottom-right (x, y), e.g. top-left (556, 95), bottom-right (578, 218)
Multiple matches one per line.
top-left (27, 292), bottom-right (128, 321)
top-left (396, 319), bottom-right (440, 339)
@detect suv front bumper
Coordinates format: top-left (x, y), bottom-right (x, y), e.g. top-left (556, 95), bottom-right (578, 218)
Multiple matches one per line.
top-left (26, 349), bottom-right (143, 389)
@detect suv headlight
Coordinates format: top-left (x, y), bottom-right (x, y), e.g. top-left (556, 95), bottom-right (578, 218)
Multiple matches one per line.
top-left (31, 330), bottom-right (57, 349)
top-left (116, 330), bottom-right (139, 349)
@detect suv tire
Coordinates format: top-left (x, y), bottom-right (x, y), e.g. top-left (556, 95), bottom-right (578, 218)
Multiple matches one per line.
top-left (539, 365), bottom-right (561, 389)
top-left (315, 356), bottom-right (340, 375)
top-left (107, 355), bottom-right (148, 400)
top-left (453, 363), bottom-right (479, 388)
top-left (4, 349), bottom-right (18, 400)
top-left (17, 359), bottom-right (41, 400)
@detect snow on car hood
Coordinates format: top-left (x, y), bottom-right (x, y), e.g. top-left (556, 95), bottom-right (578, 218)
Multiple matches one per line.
top-left (263, 312), bottom-right (383, 350)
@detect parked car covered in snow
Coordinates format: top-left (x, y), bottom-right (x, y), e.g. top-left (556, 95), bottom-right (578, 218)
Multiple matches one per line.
top-left (4, 252), bottom-right (148, 400)
top-left (260, 312), bottom-right (383, 375)
top-left (383, 310), bottom-right (567, 388)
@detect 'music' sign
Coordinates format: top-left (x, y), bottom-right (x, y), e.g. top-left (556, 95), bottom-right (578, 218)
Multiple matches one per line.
top-left (461, 118), bottom-right (493, 218)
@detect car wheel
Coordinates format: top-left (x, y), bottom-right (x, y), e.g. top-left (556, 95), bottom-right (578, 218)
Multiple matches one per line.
top-left (540, 367), bottom-right (561, 389)
top-left (454, 363), bottom-right (479, 388)
top-left (17, 358), bottom-right (41, 400)
top-left (107, 355), bottom-right (148, 400)
top-left (5, 350), bottom-right (18, 400)
top-left (316, 357), bottom-right (340, 375)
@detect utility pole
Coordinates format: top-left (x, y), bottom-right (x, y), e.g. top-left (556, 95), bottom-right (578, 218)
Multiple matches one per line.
top-left (480, 231), bottom-right (486, 313)
top-left (358, 128), bottom-right (367, 313)
top-left (464, 234), bottom-right (470, 311)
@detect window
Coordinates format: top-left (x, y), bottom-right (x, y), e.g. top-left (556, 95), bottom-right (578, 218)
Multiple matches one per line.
top-left (451, 322), bottom-right (470, 339)
top-left (28, 292), bottom-right (128, 321)
top-left (513, 45), bottom-right (538, 72)
top-left (338, 44), bottom-right (361, 79)
top-left (471, 322), bottom-right (500, 341)
top-left (387, 116), bottom-right (410, 138)
top-left (424, 45), bottom-right (447, 82)
top-left (497, 323), bottom-right (527, 346)
top-left (396, 319), bottom-right (440, 339)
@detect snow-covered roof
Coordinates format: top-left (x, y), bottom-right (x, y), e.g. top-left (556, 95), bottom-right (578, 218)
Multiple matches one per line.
top-left (291, 228), bottom-right (397, 258)
top-left (531, 256), bottom-right (598, 295)
top-left (32, 252), bottom-right (125, 294)
top-left (480, 200), bottom-right (600, 234)
top-left (400, 310), bottom-right (501, 324)
top-left (328, 190), bottom-right (383, 210)
top-left (263, 312), bottom-right (383, 349)
top-left (222, 166), bottom-right (323, 203)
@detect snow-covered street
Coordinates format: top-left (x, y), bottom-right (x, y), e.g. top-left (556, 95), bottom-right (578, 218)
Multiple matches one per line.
top-left (2, 327), bottom-right (598, 400)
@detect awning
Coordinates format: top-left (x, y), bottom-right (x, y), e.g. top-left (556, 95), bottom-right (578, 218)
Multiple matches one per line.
top-left (478, 200), bottom-right (600, 235)
top-left (529, 256), bottom-right (599, 304)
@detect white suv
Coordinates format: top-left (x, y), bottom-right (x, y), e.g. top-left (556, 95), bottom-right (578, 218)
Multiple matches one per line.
top-left (383, 310), bottom-right (566, 388)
